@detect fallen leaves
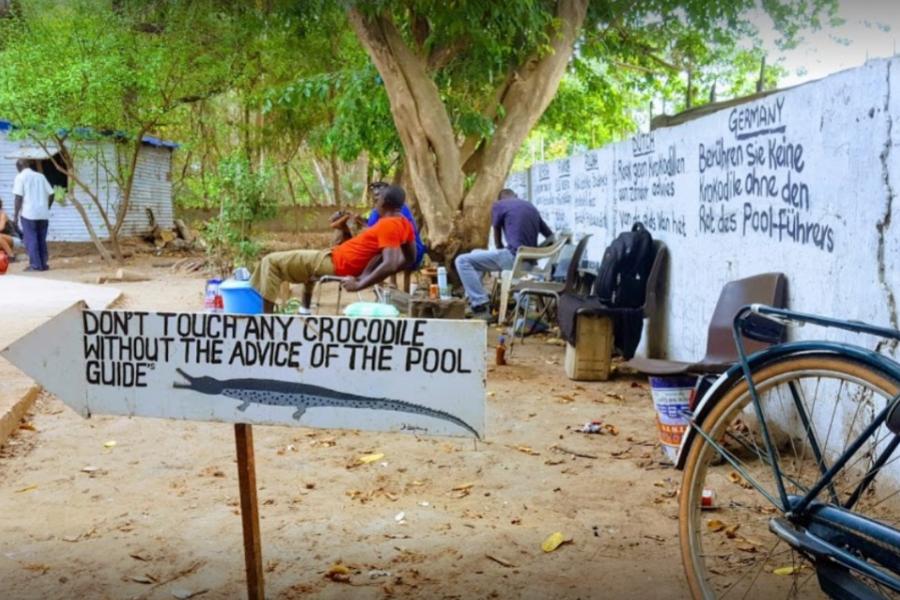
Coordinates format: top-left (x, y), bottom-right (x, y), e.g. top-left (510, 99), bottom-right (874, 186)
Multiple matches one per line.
top-left (541, 532), bottom-right (573, 553)
top-left (450, 482), bottom-right (474, 498)
top-left (325, 563), bottom-right (351, 583)
top-left (346, 484), bottom-right (401, 504)
top-left (171, 588), bottom-right (209, 599)
top-left (22, 563), bottom-right (50, 574)
top-left (14, 484), bottom-right (37, 493)
top-left (707, 519), bottom-right (760, 552)
top-left (728, 472), bottom-right (753, 490)
top-left (707, 519), bottom-right (727, 533)
top-left (347, 453), bottom-right (386, 469)
top-left (309, 436), bottom-right (337, 448)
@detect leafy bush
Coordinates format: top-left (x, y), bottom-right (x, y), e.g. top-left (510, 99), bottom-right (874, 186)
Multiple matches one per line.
top-left (202, 155), bottom-right (277, 274)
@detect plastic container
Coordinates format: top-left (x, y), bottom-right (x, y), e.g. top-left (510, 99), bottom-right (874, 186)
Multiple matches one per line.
top-left (0, 252), bottom-right (7, 275)
top-left (437, 266), bottom-right (450, 299)
top-left (649, 375), bottom-right (698, 463)
top-left (343, 302), bottom-right (400, 318)
top-left (219, 278), bottom-right (263, 315)
top-left (204, 278), bottom-right (223, 312)
top-left (495, 335), bottom-right (507, 366)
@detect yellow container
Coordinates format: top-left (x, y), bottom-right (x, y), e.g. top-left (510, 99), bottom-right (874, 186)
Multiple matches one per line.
top-left (564, 315), bottom-right (613, 381)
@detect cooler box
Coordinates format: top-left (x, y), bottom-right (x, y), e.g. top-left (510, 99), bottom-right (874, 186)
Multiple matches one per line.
top-left (564, 314), bottom-right (613, 381)
top-left (219, 278), bottom-right (263, 315)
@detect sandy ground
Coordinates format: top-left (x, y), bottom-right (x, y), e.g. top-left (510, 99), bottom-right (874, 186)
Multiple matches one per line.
top-left (0, 251), bottom-right (690, 600)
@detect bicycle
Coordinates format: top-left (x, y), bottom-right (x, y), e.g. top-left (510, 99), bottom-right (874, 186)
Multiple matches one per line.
top-left (678, 304), bottom-right (900, 599)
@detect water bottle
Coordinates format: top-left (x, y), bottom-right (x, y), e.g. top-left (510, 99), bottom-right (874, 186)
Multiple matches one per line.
top-left (437, 266), bottom-right (450, 300)
top-left (204, 278), bottom-right (223, 313)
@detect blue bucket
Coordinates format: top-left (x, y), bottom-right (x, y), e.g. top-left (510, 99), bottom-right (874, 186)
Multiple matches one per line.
top-left (219, 278), bottom-right (263, 315)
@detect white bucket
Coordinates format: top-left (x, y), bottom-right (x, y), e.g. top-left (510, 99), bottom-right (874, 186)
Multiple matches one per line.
top-left (649, 376), bottom-right (697, 463)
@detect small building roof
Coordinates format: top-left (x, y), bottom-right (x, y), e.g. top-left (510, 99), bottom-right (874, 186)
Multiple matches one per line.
top-left (0, 119), bottom-right (177, 149)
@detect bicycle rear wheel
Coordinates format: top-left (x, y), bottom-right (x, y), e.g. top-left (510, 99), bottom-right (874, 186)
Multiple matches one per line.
top-left (680, 355), bottom-right (900, 599)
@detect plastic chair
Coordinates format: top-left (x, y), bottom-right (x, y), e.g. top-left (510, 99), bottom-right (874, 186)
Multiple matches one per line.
top-left (556, 239), bottom-right (668, 361)
top-left (508, 237), bottom-right (586, 352)
top-left (497, 234), bottom-right (571, 325)
top-left (625, 272), bottom-right (787, 375)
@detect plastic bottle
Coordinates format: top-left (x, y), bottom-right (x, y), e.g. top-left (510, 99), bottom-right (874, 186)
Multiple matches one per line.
top-left (437, 266), bottom-right (450, 299)
top-left (495, 335), bottom-right (507, 366)
top-left (204, 278), bottom-right (223, 313)
top-left (233, 266), bottom-right (251, 281)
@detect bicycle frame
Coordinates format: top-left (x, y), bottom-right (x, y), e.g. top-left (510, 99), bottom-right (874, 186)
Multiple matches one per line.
top-left (732, 305), bottom-right (900, 515)
top-left (684, 304), bottom-right (900, 593)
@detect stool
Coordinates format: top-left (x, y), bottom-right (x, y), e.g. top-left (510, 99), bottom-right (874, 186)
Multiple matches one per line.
top-left (564, 314), bottom-right (613, 381)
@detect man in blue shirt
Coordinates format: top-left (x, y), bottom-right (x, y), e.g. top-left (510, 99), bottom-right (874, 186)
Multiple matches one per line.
top-left (454, 189), bottom-right (553, 320)
top-left (366, 182), bottom-right (426, 268)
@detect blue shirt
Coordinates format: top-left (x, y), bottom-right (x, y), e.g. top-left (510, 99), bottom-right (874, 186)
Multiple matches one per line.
top-left (368, 205), bottom-right (426, 267)
top-left (491, 197), bottom-right (552, 253)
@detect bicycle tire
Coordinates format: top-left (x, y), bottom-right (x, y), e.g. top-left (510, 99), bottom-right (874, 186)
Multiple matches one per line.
top-left (680, 354), bottom-right (900, 599)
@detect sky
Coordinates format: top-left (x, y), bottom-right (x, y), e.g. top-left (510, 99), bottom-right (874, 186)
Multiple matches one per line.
top-left (757, 0), bottom-right (900, 87)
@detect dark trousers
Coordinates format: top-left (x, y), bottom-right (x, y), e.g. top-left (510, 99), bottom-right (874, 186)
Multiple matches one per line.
top-left (20, 217), bottom-right (49, 270)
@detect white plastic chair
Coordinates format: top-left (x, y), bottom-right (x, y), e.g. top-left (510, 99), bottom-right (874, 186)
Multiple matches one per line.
top-left (497, 234), bottom-right (571, 325)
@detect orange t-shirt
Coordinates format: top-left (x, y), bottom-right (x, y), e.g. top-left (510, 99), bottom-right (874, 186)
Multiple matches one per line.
top-left (331, 215), bottom-right (414, 276)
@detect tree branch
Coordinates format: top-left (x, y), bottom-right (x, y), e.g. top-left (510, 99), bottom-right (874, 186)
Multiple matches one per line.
top-left (460, 0), bottom-right (588, 237)
top-left (348, 7), bottom-right (463, 230)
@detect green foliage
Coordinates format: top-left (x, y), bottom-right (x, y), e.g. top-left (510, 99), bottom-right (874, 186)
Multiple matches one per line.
top-left (201, 155), bottom-right (277, 272)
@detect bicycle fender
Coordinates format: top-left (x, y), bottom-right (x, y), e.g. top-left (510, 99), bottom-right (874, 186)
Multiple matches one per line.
top-left (674, 341), bottom-right (900, 470)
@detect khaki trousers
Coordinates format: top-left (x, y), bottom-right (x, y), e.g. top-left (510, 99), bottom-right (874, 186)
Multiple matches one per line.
top-left (251, 249), bottom-right (335, 303)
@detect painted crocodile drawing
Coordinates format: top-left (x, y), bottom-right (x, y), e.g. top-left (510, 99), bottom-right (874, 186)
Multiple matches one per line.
top-left (173, 368), bottom-right (480, 439)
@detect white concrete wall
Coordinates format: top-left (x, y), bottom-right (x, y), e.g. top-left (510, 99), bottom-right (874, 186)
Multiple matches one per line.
top-left (511, 57), bottom-right (900, 361)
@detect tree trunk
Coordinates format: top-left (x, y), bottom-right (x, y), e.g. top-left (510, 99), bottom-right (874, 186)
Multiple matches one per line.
top-left (348, 0), bottom-right (588, 257)
top-left (68, 194), bottom-right (114, 263)
top-left (329, 150), bottom-right (342, 209)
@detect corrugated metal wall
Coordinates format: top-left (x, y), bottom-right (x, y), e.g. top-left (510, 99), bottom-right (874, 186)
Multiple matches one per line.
top-left (0, 131), bottom-right (174, 243)
top-left (0, 129), bottom-right (19, 218)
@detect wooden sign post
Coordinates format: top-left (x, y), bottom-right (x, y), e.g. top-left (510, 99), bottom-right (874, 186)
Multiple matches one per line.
top-left (2, 303), bottom-right (486, 599)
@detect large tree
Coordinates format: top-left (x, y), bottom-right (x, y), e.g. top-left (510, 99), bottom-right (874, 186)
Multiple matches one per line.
top-left (344, 0), bottom-right (835, 256)
top-left (0, 0), bottom-right (249, 261)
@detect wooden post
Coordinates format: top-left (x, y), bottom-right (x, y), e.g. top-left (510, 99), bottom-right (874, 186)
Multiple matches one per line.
top-left (234, 423), bottom-right (265, 600)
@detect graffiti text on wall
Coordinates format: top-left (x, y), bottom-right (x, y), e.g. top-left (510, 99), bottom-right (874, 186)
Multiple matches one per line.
top-left (697, 96), bottom-right (834, 252)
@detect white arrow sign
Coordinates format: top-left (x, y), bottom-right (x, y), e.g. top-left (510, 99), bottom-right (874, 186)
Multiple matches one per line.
top-left (1, 303), bottom-right (486, 438)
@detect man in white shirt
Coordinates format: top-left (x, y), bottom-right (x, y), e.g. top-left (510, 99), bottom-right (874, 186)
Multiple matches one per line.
top-left (12, 159), bottom-right (54, 271)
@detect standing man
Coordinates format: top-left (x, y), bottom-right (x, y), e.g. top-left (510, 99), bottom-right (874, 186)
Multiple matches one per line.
top-left (12, 159), bottom-right (54, 272)
top-left (455, 188), bottom-right (554, 321)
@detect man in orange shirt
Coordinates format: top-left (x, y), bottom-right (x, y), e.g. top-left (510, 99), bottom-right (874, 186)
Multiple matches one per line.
top-left (251, 185), bottom-right (416, 313)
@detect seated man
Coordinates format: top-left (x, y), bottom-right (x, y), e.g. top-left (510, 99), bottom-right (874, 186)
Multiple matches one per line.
top-left (252, 185), bottom-right (416, 313)
top-left (0, 199), bottom-right (22, 261)
top-left (366, 181), bottom-right (427, 268)
top-left (326, 181), bottom-right (427, 268)
top-left (454, 188), bottom-right (553, 321)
